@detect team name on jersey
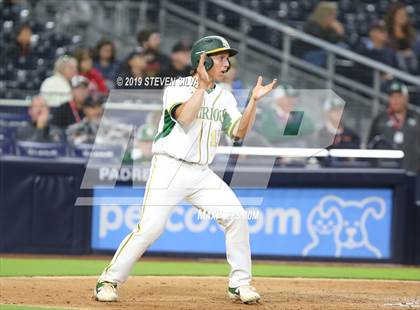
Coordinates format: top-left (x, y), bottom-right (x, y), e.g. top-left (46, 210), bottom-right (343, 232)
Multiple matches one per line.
top-left (197, 106), bottom-right (225, 123)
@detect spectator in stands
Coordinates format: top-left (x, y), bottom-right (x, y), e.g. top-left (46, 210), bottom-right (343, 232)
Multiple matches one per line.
top-left (368, 81), bottom-right (420, 172)
top-left (355, 20), bottom-right (396, 85)
top-left (5, 23), bottom-right (36, 70)
top-left (116, 50), bottom-right (153, 89)
top-left (66, 95), bottom-right (103, 145)
top-left (255, 85), bottom-right (314, 146)
top-left (16, 95), bottom-right (64, 143)
top-left (127, 123), bottom-right (157, 163)
top-left (93, 38), bottom-right (120, 89)
top-left (66, 95), bottom-right (131, 146)
top-left (385, 3), bottom-right (420, 75)
top-left (295, 1), bottom-right (346, 67)
top-left (313, 97), bottom-right (360, 149)
top-left (52, 75), bottom-right (89, 128)
top-left (73, 47), bottom-right (108, 95)
top-left (137, 29), bottom-right (170, 76)
top-left (159, 41), bottom-right (192, 79)
top-left (359, 20), bottom-right (396, 69)
top-left (40, 55), bottom-right (78, 107)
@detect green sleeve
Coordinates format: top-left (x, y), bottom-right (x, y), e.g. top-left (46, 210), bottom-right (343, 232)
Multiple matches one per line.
top-left (222, 110), bottom-right (241, 139)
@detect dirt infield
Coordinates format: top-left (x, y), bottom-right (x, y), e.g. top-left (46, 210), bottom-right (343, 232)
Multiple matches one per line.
top-left (0, 276), bottom-right (419, 309)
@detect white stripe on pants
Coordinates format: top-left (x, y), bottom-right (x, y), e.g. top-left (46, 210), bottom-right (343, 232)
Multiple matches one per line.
top-left (99, 154), bottom-right (252, 288)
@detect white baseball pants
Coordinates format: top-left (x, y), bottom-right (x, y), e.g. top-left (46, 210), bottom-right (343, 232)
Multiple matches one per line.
top-left (99, 154), bottom-right (252, 288)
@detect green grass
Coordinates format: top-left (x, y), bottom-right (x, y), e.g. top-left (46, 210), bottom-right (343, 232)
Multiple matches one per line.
top-left (0, 258), bottom-right (419, 281)
top-left (0, 305), bottom-right (67, 310)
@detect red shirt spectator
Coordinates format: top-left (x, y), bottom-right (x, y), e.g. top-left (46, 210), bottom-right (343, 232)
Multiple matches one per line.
top-left (74, 47), bottom-right (108, 94)
top-left (81, 67), bottom-right (108, 94)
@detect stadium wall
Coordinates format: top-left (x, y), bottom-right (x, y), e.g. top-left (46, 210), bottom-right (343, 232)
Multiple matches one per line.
top-left (1, 157), bottom-right (418, 265)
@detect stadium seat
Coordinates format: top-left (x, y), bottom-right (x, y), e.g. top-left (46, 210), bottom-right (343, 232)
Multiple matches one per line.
top-left (0, 139), bottom-right (13, 156)
top-left (71, 143), bottom-right (124, 161)
top-left (2, 20), bottom-right (14, 33)
top-left (15, 141), bottom-right (67, 158)
top-left (0, 139), bottom-right (13, 155)
top-left (71, 143), bottom-right (94, 158)
top-left (0, 2), bottom-right (81, 95)
top-left (0, 112), bottom-right (29, 128)
top-left (0, 126), bottom-right (16, 140)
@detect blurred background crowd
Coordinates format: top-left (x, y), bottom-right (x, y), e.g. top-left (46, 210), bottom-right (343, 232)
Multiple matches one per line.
top-left (0, 0), bottom-right (419, 173)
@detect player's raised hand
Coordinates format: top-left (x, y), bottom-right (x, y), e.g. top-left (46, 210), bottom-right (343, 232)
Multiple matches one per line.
top-left (197, 53), bottom-right (212, 89)
top-left (251, 76), bottom-right (277, 101)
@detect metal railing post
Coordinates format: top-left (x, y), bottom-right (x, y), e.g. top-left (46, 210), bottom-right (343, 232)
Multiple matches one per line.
top-left (238, 10), bottom-right (248, 74)
top-left (115, 1), bottom-right (124, 38)
top-left (281, 34), bottom-right (291, 82)
top-left (139, 0), bottom-right (148, 29)
top-left (372, 70), bottom-right (381, 116)
top-left (159, 0), bottom-right (167, 39)
top-left (326, 52), bottom-right (335, 89)
top-left (198, 0), bottom-right (207, 37)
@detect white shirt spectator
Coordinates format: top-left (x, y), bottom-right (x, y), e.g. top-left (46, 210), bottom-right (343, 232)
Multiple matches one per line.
top-left (40, 55), bottom-right (78, 106)
top-left (40, 72), bottom-right (72, 107)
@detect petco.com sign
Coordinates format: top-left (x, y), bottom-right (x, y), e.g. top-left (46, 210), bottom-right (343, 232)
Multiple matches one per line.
top-left (91, 188), bottom-right (392, 259)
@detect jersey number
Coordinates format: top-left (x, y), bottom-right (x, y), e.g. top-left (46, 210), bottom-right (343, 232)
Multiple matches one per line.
top-left (210, 129), bottom-right (220, 147)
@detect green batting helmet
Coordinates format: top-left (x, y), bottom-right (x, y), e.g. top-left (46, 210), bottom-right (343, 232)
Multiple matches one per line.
top-left (190, 35), bottom-right (238, 71)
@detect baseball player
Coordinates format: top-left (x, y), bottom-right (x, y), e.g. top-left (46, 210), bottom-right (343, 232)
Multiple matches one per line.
top-left (94, 35), bottom-right (276, 304)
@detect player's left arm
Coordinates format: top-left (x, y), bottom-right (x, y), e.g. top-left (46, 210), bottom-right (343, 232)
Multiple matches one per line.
top-left (232, 76), bottom-right (277, 139)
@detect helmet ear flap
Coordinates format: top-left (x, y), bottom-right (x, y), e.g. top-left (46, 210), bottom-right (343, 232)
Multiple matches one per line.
top-left (226, 58), bottom-right (231, 73)
top-left (204, 55), bottom-right (231, 72)
top-left (204, 56), bottom-right (213, 71)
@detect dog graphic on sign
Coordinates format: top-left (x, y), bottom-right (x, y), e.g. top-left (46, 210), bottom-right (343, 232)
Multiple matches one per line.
top-left (302, 195), bottom-right (386, 258)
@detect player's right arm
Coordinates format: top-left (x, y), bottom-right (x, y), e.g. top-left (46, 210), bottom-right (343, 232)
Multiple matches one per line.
top-left (173, 54), bottom-right (211, 127)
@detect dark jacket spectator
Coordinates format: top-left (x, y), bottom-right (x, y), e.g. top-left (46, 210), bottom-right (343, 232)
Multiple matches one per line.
top-left (66, 96), bottom-right (104, 145)
top-left (74, 47), bottom-right (108, 95)
top-left (93, 38), bottom-right (120, 89)
top-left (5, 23), bottom-right (37, 70)
top-left (358, 20), bottom-right (396, 68)
top-left (116, 50), bottom-right (154, 89)
top-left (66, 96), bottom-right (131, 146)
top-left (368, 81), bottom-right (420, 172)
top-left (313, 98), bottom-right (361, 149)
top-left (52, 75), bottom-right (90, 128)
top-left (294, 2), bottom-right (346, 67)
top-left (137, 29), bottom-right (170, 76)
top-left (16, 96), bottom-right (64, 143)
top-left (356, 20), bottom-right (396, 85)
top-left (159, 41), bottom-right (192, 79)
